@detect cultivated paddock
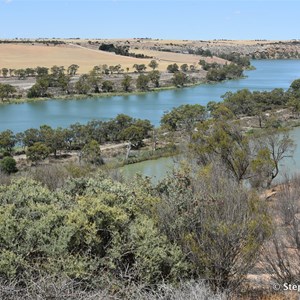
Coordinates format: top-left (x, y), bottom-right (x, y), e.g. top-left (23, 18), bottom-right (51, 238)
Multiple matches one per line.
top-left (0, 43), bottom-right (210, 74)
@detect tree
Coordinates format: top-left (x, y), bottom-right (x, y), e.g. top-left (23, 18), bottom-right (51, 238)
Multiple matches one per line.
top-left (21, 128), bottom-right (41, 147)
top-left (121, 125), bottom-right (145, 151)
top-left (263, 175), bottom-right (300, 285)
top-left (189, 64), bottom-right (196, 72)
top-left (206, 68), bottom-right (226, 81)
top-left (26, 142), bottom-right (51, 163)
top-left (27, 76), bottom-right (50, 98)
top-left (136, 74), bottom-right (150, 91)
top-left (180, 64), bottom-right (189, 72)
top-left (25, 68), bottom-right (36, 77)
top-left (50, 65), bottom-right (65, 77)
top-left (161, 104), bottom-right (206, 134)
top-left (133, 64), bottom-right (147, 73)
top-left (113, 64), bottom-right (122, 73)
top-left (148, 70), bottom-right (161, 88)
top-left (206, 64), bottom-right (243, 82)
top-left (108, 65), bottom-right (115, 74)
top-left (0, 130), bottom-right (16, 153)
top-left (191, 119), bottom-right (295, 187)
top-left (49, 66), bottom-right (66, 88)
top-left (39, 125), bottom-right (67, 158)
top-left (0, 156), bottom-right (17, 174)
top-left (172, 72), bottom-right (188, 87)
top-left (121, 75), bottom-right (133, 92)
top-left (91, 65), bottom-right (102, 75)
top-left (101, 80), bottom-right (114, 92)
top-left (148, 60), bottom-right (159, 70)
top-left (167, 63), bottom-right (179, 73)
top-left (0, 84), bottom-right (16, 101)
top-left (222, 89), bottom-right (255, 116)
top-left (190, 120), bottom-right (253, 183)
top-left (57, 73), bottom-right (71, 92)
top-left (67, 64), bottom-right (79, 76)
top-left (290, 78), bottom-right (300, 92)
top-left (156, 164), bottom-right (271, 291)
top-left (9, 69), bottom-right (15, 77)
top-left (101, 64), bottom-right (109, 74)
top-left (252, 128), bottom-right (295, 187)
top-left (75, 74), bottom-right (91, 94)
top-left (88, 70), bottom-right (102, 93)
top-left (35, 66), bottom-right (49, 77)
top-left (287, 96), bottom-right (300, 117)
top-left (1, 68), bottom-right (8, 77)
top-left (14, 69), bottom-right (26, 80)
top-left (82, 140), bottom-right (103, 165)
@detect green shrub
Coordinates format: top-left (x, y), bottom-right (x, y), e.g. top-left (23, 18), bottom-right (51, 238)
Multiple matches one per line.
top-left (0, 156), bottom-right (17, 174)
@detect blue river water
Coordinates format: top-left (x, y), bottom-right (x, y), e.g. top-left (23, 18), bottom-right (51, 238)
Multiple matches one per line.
top-left (1, 60), bottom-right (300, 133)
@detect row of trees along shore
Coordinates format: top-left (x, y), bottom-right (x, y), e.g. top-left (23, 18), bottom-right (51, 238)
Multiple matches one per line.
top-left (0, 58), bottom-right (247, 101)
top-left (0, 114), bottom-right (152, 168)
top-left (0, 97), bottom-right (299, 298)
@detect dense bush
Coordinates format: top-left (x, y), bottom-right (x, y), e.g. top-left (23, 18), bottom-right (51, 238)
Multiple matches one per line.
top-left (217, 53), bottom-right (251, 68)
top-left (0, 156), bottom-right (17, 174)
top-left (0, 175), bottom-right (187, 286)
top-left (206, 63), bottom-right (243, 81)
top-left (155, 163), bottom-right (271, 291)
top-left (222, 88), bottom-right (289, 116)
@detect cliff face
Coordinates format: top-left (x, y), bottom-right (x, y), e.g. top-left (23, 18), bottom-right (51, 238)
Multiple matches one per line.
top-left (206, 41), bottom-right (300, 59)
top-left (141, 40), bottom-right (300, 59)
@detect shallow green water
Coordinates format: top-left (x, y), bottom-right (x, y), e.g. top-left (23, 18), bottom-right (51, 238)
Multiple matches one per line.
top-left (121, 127), bottom-right (300, 183)
top-left (1, 60), bottom-right (300, 133)
top-left (120, 156), bottom-right (177, 183)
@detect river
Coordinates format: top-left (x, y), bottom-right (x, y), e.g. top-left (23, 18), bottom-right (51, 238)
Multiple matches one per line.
top-left (1, 60), bottom-right (300, 132)
top-left (1, 59), bottom-right (300, 181)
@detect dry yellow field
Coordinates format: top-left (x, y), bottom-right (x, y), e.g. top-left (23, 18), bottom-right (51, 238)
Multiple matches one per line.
top-left (0, 44), bottom-right (157, 73)
top-left (132, 49), bottom-right (227, 65)
top-left (2, 39), bottom-right (282, 75)
top-left (0, 43), bottom-right (209, 74)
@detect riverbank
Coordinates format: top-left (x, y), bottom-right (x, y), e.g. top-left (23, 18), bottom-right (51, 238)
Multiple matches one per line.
top-left (238, 108), bottom-right (300, 131)
top-left (0, 81), bottom-right (206, 105)
top-left (0, 70), bottom-right (250, 105)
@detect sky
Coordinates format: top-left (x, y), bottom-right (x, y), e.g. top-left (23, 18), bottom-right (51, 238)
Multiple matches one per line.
top-left (0, 0), bottom-right (299, 40)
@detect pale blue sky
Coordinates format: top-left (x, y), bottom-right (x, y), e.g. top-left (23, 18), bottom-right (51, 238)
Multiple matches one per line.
top-left (0, 0), bottom-right (299, 40)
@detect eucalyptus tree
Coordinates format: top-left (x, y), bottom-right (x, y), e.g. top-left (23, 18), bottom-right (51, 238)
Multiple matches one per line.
top-left (148, 60), bottom-right (159, 70)
top-left (136, 74), bottom-right (150, 91)
top-left (67, 64), bottom-right (79, 76)
top-left (0, 83), bottom-right (16, 101)
top-left (121, 74), bottom-right (133, 92)
top-left (148, 70), bottom-right (160, 87)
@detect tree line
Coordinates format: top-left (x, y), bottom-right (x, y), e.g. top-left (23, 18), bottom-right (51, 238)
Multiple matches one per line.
top-left (0, 114), bottom-right (152, 170)
top-left (199, 60), bottom-right (244, 81)
top-left (99, 43), bottom-right (153, 58)
top-left (0, 60), bottom-right (200, 101)
top-left (214, 78), bottom-right (300, 126)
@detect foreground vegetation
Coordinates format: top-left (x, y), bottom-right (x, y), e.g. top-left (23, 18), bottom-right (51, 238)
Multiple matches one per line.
top-left (1, 78), bottom-right (300, 299)
top-left (0, 162), bottom-right (271, 298)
